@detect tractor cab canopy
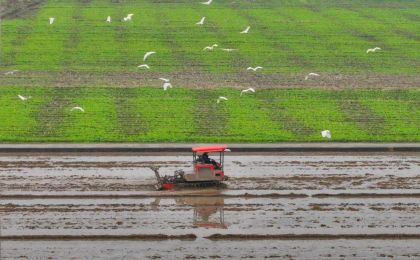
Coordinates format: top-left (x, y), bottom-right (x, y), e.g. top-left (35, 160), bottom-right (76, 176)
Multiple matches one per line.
top-left (192, 145), bottom-right (229, 170)
top-left (192, 144), bottom-right (228, 153)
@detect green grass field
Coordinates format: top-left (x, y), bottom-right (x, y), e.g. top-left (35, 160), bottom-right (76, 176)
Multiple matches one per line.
top-left (0, 87), bottom-right (418, 142)
top-left (0, 0), bottom-right (419, 142)
top-left (1, 0), bottom-right (419, 74)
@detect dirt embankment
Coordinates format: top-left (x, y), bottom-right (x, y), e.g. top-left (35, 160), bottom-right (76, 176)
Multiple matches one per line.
top-left (0, 0), bottom-right (44, 19)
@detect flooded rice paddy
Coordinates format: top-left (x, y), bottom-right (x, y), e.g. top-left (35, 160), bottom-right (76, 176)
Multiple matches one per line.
top-left (0, 152), bottom-right (419, 259)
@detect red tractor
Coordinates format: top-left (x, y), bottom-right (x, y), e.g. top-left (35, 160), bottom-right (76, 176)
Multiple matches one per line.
top-left (154, 145), bottom-right (229, 190)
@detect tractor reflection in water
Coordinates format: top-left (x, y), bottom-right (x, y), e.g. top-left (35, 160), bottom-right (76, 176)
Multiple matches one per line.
top-left (176, 197), bottom-right (227, 229)
top-left (150, 196), bottom-right (227, 229)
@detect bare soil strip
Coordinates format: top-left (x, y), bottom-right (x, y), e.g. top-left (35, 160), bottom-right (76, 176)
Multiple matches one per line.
top-left (1, 71), bottom-right (419, 89)
top-left (0, 193), bottom-right (310, 199)
top-left (0, 234), bottom-right (197, 241)
top-left (0, 0), bottom-right (45, 19)
top-left (205, 234), bottom-right (420, 240)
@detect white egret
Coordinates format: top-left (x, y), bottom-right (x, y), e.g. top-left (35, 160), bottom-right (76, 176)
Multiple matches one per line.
top-left (247, 66), bottom-right (263, 71)
top-left (123, 13), bottom-right (134, 21)
top-left (106, 16), bottom-right (111, 23)
top-left (71, 106), bottom-right (85, 112)
top-left (203, 44), bottom-right (218, 51)
top-left (4, 70), bottom-right (18, 75)
top-left (240, 88), bottom-right (255, 96)
top-left (137, 64), bottom-right (150, 69)
top-left (163, 82), bottom-right (173, 91)
top-left (305, 72), bottom-right (320, 80)
top-left (366, 47), bottom-right (381, 53)
top-left (49, 17), bottom-right (55, 25)
top-left (217, 96), bottom-right (228, 104)
top-left (240, 26), bottom-right (250, 34)
top-left (202, 0), bottom-right (213, 5)
top-left (321, 130), bottom-right (331, 139)
top-left (144, 51), bottom-right (156, 61)
top-left (17, 94), bottom-right (31, 101)
top-left (221, 48), bottom-right (237, 52)
top-left (196, 17), bottom-right (206, 25)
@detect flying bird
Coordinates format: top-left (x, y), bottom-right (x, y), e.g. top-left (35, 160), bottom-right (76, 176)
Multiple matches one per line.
top-left (240, 26), bottom-right (250, 34)
top-left (217, 96), bottom-right (228, 104)
top-left (123, 13), bottom-right (134, 21)
top-left (221, 48), bottom-right (237, 52)
top-left (240, 88), bottom-right (255, 96)
top-left (305, 72), bottom-right (320, 80)
top-left (49, 17), bottom-right (55, 25)
top-left (4, 70), bottom-right (18, 75)
top-left (321, 130), bottom-right (331, 139)
top-left (366, 47), bottom-right (381, 53)
top-left (17, 94), bottom-right (31, 101)
top-left (247, 66), bottom-right (263, 71)
top-left (159, 78), bottom-right (170, 82)
top-left (203, 44), bottom-right (218, 51)
top-left (196, 17), bottom-right (206, 25)
top-left (201, 0), bottom-right (213, 5)
top-left (137, 64), bottom-right (150, 69)
top-left (143, 51), bottom-right (156, 61)
top-left (163, 82), bottom-right (173, 91)
top-left (106, 16), bottom-right (111, 23)
top-left (71, 106), bottom-right (85, 112)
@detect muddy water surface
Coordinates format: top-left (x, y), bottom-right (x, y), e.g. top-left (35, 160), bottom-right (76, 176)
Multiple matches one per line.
top-left (0, 153), bottom-right (419, 259)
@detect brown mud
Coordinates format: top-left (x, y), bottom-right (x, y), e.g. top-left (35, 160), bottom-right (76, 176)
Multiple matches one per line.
top-left (1, 71), bottom-right (419, 89)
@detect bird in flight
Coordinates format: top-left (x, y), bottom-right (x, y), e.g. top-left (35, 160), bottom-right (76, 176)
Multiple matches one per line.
top-left (247, 66), bottom-right (263, 71)
top-left (106, 16), bottom-right (111, 23)
top-left (71, 106), bottom-right (85, 112)
top-left (240, 88), bottom-right (255, 96)
top-left (202, 0), bottom-right (213, 5)
top-left (17, 94), bottom-right (31, 101)
top-left (144, 51), bottom-right (156, 61)
top-left (163, 82), bottom-right (173, 91)
top-left (321, 130), bottom-right (331, 139)
top-left (305, 72), bottom-right (320, 80)
top-left (217, 96), bottom-right (228, 104)
top-left (240, 26), bottom-right (250, 34)
top-left (203, 44), bottom-right (218, 51)
top-left (159, 78), bottom-right (170, 82)
top-left (196, 17), bottom-right (206, 25)
top-left (123, 13), bottom-right (134, 21)
top-left (138, 64), bottom-right (150, 69)
top-left (49, 17), bottom-right (55, 25)
top-left (221, 48), bottom-right (237, 52)
top-left (4, 70), bottom-right (18, 75)
top-left (366, 47), bottom-right (381, 53)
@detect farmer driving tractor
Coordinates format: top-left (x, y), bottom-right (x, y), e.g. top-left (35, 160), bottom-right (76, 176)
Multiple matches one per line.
top-left (199, 152), bottom-right (221, 169)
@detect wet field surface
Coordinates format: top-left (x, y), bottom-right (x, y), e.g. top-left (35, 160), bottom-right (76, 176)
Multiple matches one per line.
top-left (0, 152), bottom-right (419, 259)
